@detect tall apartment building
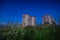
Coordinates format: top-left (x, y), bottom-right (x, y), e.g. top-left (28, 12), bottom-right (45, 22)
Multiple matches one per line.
top-left (22, 14), bottom-right (36, 27)
top-left (42, 14), bottom-right (55, 24)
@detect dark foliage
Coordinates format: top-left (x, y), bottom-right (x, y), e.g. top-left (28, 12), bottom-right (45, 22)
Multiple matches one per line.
top-left (0, 24), bottom-right (60, 40)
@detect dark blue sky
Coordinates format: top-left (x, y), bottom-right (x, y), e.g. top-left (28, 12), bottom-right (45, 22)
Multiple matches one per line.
top-left (0, 0), bottom-right (60, 24)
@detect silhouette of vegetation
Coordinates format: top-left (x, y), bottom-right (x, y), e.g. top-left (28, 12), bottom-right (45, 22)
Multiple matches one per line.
top-left (58, 18), bottom-right (60, 26)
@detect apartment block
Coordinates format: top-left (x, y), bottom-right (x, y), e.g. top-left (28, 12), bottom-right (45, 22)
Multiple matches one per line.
top-left (42, 14), bottom-right (55, 24)
top-left (22, 14), bottom-right (36, 27)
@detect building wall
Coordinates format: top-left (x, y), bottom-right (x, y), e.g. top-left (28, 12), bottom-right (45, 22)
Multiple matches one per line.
top-left (22, 14), bottom-right (36, 27)
top-left (22, 14), bottom-right (29, 27)
top-left (32, 17), bottom-right (36, 26)
top-left (42, 15), bottom-right (55, 24)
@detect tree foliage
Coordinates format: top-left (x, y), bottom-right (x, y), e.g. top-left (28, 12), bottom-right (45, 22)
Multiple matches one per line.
top-left (0, 24), bottom-right (60, 40)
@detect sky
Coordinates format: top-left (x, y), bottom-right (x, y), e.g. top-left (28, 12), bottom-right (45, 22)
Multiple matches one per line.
top-left (0, 0), bottom-right (60, 24)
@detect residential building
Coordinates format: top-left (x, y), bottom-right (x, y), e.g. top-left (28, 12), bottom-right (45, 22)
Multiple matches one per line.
top-left (42, 14), bottom-right (55, 24)
top-left (22, 14), bottom-right (36, 27)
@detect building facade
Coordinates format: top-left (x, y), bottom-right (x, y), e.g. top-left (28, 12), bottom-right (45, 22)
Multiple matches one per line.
top-left (22, 14), bottom-right (36, 27)
top-left (42, 14), bottom-right (55, 24)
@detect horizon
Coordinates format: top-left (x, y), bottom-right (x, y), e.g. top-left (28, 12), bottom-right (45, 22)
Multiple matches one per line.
top-left (0, 0), bottom-right (60, 24)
